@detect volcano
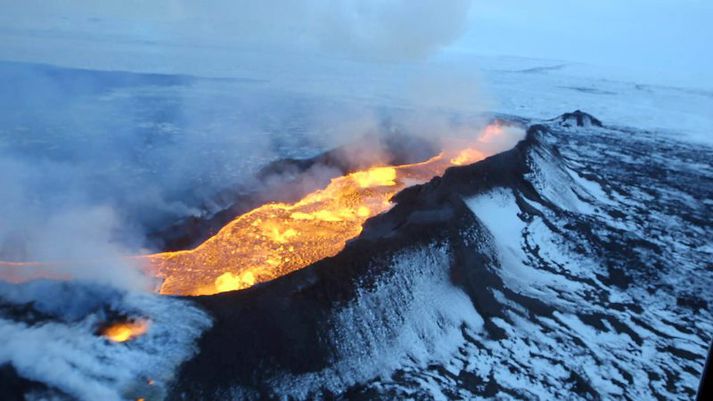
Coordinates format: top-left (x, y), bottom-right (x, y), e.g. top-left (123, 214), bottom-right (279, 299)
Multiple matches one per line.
top-left (151, 111), bottom-right (711, 400)
top-left (1, 111), bottom-right (711, 401)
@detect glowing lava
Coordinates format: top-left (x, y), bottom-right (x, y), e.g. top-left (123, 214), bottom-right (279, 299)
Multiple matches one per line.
top-left (0, 124), bottom-right (510, 297)
top-left (144, 124), bottom-right (506, 296)
top-left (101, 320), bottom-right (150, 342)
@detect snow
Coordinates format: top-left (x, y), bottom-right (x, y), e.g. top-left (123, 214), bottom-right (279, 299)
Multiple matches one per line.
top-left (242, 244), bottom-right (486, 399)
top-left (467, 55), bottom-right (713, 145)
top-left (449, 121), bottom-right (711, 400)
top-left (566, 168), bottom-right (616, 207)
top-left (465, 188), bottom-right (586, 298)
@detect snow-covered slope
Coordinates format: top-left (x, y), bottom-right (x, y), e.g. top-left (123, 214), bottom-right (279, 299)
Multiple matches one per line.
top-left (161, 112), bottom-right (712, 400)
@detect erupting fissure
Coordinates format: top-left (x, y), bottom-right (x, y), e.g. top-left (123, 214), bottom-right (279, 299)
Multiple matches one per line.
top-left (0, 125), bottom-right (507, 297)
top-left (144, 124), bottom-right (504, 296)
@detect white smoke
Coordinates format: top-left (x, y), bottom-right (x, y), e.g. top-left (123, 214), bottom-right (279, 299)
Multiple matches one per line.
top-left (0, 0), bottom-right (475, 62)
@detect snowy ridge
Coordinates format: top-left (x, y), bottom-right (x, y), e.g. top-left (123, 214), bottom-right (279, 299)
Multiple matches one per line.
top-left (166, 197), bottom-right (492, 400)
top-left (260, 245), bottom-right (484, 399)
top-left (344, 114), bottom-right (712, 400)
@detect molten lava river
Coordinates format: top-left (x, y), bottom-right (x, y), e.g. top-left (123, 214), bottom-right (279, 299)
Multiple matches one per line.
top-left (0, 125), bottom-right (507, 296)
top-left (146, 125), bottom-right (506, 295)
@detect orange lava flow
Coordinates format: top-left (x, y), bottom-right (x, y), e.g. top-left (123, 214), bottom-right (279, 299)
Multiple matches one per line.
top-left (0, 124), bottom-right (507, 296)
top-left (101, 320), bottom-right (149, 342)
top-left (144, 127), bottom-right (505, 296)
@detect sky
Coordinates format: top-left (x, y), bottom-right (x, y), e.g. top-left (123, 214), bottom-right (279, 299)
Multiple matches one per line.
top-left (453, 0), bottom-right (713, 88)
top-left (0, 0), bottom-right (711, 88)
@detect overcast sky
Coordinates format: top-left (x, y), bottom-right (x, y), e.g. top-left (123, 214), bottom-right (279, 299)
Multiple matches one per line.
top-left (0, 0), bottom-right (711, 88)
top-left (454, 0), bottom-right (713, 87)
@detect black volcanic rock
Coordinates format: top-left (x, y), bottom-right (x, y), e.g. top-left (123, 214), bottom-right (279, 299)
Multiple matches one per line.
top-left (555, 110), bottom-right (603, 127)
top-left (0, 364), bottom-right (61, 401)
top-left (697, 342), bottom-right (713, 401)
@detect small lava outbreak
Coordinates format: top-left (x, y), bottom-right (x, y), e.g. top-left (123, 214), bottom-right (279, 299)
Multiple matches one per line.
top-left (101, 319), bottom-right (150, 342)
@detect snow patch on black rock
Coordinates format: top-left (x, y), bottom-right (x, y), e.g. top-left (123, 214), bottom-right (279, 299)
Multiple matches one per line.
top-left (554, 110), bottom-right (603, 128)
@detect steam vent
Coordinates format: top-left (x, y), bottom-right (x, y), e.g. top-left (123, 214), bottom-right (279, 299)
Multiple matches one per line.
top-left (1, 4), bottom-right (712, 400)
